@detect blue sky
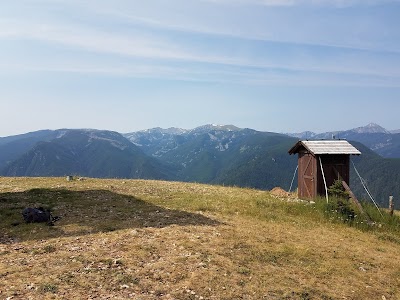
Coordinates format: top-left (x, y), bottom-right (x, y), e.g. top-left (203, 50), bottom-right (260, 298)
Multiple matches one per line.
top-left (1, 0), bottom-right (400, 137)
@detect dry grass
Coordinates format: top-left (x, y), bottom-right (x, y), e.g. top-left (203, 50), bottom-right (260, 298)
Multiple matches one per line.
top-left (0, 177), bottom-right (399, 299)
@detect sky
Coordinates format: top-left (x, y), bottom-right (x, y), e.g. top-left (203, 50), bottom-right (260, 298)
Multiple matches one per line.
top-left (1, 0), bottom-right (400, 137)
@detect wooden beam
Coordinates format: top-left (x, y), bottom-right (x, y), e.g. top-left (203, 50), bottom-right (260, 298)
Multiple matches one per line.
top-left (341, 181), bottom-right (371, 222)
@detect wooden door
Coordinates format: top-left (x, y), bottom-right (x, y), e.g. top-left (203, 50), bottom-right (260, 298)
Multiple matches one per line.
top-left (298, 152), bottom-right (316, 199)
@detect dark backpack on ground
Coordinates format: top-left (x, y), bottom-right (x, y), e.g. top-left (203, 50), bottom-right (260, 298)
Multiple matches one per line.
top-left (22, 207), bottom-right (60, 226)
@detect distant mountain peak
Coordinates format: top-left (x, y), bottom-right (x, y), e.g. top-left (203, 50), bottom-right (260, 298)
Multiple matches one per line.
top-left (286, 131), bottom-right (317, 139)
top-left (190, 124), bottom-right (241, 134)
top-left (351, 123), bottom-right (389, 134)
top-left (54, 129), bottom-right (132, 151)
top-left (137, 127), bottom-right (188, 135)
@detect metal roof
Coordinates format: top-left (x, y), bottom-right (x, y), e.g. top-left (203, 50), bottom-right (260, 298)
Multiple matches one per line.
top-left (288, 140), bottom-right (361, 155)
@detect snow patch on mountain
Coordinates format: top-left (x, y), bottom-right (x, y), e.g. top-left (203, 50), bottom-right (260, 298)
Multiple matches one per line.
top-left (56, 130), bottom-right (68, 139)
top-left (286, 131), bottom-right (316, 139)
top-left (87, 131), bottom-right (128, 151)
top-left (216, 143), bottom-right (230, 151)
top-left (208, 133), bottom-right (218, 141)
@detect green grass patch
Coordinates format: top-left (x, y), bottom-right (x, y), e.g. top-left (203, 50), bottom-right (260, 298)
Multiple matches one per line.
top-left (39, 283), bottom-right (58, 293)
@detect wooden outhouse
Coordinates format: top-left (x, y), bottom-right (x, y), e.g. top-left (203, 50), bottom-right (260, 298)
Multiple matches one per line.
top-left (288, 140), bottom-right (361, 199)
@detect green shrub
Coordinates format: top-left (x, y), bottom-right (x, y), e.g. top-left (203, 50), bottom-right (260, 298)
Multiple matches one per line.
top-left (327, 180), bottom-right (349, 198)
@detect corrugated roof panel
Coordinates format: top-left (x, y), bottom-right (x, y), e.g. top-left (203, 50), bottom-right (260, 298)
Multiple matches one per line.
top-left (302, 140), bottom-right (361, 155)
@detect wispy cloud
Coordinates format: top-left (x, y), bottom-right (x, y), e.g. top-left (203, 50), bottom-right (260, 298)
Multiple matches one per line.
top-left (203, 0), bottom-right (295, 6)
top-left (203, 0), bottom-right (400, 7)
top-left (1, 1), bottom-right (399, 87)
top-left (78, 1), bottom-right (400, 54)
top-left (6, 0), bottom-right (398, 54)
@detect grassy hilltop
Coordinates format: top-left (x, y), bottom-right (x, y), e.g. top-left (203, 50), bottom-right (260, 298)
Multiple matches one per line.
top-left (0, 177), bottom-right (400, 299)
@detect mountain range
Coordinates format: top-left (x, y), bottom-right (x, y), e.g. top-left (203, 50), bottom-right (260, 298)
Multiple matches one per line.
top-left (0, 129), bottom-right (170, 180)
top-left (287, 123), bottom-right (400, 158)
top-left (1, 123), bottom-right (399, 206)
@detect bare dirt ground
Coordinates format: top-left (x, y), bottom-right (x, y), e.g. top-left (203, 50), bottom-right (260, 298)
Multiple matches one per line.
top-left (1, 177), bottom-right (399, 299)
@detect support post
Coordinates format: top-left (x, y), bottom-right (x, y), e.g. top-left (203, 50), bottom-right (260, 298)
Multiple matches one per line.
top-left (389, 196), bottom-right (394, 216)
top-left (319, 157), bottom-right (329, 203)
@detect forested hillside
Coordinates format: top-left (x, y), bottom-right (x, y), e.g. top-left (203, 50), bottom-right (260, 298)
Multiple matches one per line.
top-left (1, 125), bottom-right (400, 206)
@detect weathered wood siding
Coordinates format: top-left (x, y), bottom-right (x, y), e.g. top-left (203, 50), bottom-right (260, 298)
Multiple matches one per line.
top-left (289, 140), bottom-right (360, 200)
top-left (298, 150), bottom-right (317, 199)
top-left (316, 154), bottom-right (350, 197)
top-left (298, 152), bottom-right (350, 199)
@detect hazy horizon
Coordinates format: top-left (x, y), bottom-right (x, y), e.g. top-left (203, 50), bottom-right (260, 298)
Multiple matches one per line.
top-left (0, 121), bottom-right (398, 138)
